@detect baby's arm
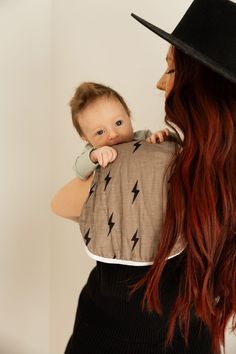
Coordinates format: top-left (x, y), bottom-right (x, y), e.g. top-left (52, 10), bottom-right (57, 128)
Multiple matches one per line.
top-left (74, 145), bottom-right (118, 179)
top-left (73, 145), bottom-right (99, 180)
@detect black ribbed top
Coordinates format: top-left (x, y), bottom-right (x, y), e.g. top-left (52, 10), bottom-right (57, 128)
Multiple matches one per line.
top-left (65, 251), bottom-right (214, 354)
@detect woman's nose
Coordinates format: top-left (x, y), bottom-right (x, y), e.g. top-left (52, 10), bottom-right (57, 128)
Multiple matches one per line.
top-left (156, 74), bottom-right (166, 91)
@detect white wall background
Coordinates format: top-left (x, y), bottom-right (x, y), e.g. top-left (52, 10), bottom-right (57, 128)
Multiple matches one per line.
top-left (0, 1), bottom-right (51, 354)
top-left (1, 1), bottom-right (235, 354)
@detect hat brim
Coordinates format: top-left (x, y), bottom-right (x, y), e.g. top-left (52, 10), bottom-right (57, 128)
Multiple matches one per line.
top-left (131, 13), bottom-right (236, 84)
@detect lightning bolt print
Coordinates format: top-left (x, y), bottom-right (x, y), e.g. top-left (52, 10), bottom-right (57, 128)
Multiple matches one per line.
top-left (132, 180), bottom-right (140, 204)
top-left (131, 229), bottom-right (139, 251)
top-left (133, 141), bottom-right (142, 152)
top-left (107, 213), bottom-right (115, 236)
top-left (88, 183), bottom-right (96, 200)
top-left (104, 171), bottom-right (112, 191)
top-left (84, 228), bottom-right (91, 245)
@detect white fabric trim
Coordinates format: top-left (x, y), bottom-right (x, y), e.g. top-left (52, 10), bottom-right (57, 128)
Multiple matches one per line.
top-left (167, 248), bottom-right (186, 259)
top-left (84, 245), bottom-right (186, 266)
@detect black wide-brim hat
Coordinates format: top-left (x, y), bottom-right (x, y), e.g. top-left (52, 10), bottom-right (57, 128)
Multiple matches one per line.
top-left (131, 0), bottom-right (236, 84)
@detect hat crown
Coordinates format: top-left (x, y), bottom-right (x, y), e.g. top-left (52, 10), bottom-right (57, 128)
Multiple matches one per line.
top-left (131, 0), bottom-right (236, 83)
top-left (172, 0), bottom-right (236, 73)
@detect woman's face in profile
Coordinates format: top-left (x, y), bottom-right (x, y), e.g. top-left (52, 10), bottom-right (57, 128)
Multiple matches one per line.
top-left (156, 45), bottom-right (175, 98)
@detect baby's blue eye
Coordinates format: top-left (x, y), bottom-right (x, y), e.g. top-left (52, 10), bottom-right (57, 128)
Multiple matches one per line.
top-left (115, 120), bottom-right (122, 126)
top-left (96, 130), bottom-right (104, 136)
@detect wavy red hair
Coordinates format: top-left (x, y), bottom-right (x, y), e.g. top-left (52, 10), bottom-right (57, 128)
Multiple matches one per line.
top-left (128, 46), bottom-right (236, 354)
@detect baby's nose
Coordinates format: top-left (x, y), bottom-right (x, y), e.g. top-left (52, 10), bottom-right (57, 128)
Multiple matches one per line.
top-left (108, 130), bottom-right (119, 139)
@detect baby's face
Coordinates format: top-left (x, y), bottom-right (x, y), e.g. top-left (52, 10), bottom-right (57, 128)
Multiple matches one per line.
top-left (77, 96), bottom-right (134, 148)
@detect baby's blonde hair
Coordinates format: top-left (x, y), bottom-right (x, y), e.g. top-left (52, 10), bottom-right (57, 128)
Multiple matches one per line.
top-left (69, 82), bottom-right (131, 136)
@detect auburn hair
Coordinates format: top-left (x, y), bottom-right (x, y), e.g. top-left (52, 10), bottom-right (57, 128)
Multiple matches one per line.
top-left (69, 82), bottom-right (131, 136)
top-left (128, 46), bottom-right (236, 354)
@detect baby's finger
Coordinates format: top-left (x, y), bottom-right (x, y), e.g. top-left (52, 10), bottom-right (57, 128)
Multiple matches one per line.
top-left (97, 153), bottom-right (104, 167)
top-left (104, 151), bottom-right (112, 166)
top-left (110, 148), bottom-right (117, 162)
top-left (156, 132), bottom-right (164, 142)
top-left (106, 149), bottom-right (116, 163)
top-left (150, 134), bottom-right (159, 143)
top-left (98, 151), bottom-right (107, 167)
top-left (163, 128), bottom-right (169, 136)
top-left (103, 150), bottom-right (112, 167)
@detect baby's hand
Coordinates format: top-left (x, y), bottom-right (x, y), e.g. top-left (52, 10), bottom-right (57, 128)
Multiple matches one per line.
top-left (146, 128), bottom-right (169, 143)
top-left (90, 146), bottom-right (118, 168)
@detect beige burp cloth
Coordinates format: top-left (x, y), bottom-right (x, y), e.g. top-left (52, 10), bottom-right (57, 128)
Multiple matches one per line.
top-left (78, 140), bottom-right (186, 266)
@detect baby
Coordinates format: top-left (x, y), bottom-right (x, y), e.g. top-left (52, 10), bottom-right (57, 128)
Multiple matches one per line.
top-left (70, 82), bottom-right (170, 180)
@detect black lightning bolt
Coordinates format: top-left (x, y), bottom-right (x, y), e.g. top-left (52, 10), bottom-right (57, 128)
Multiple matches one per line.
top-left (133, 141), bottom-right (142, 152)
top-left (131, 229), bottom-right (139, 251)
top-left (104, 171), bottom-right (112, 191)
top-left (84, 229), bottom-right (91, 245)
top-left (107, 213), bottom-right (115, 236)
top-left (132, 180), bottom-right (140, 204)
top-left (88, 183), bottom-right (96, 200)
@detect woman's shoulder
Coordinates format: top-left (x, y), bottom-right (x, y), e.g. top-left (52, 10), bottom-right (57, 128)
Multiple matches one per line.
top-left (114, 139), bottom-right (178, 162)
top-left (116, 138), bottom-right (178, 150)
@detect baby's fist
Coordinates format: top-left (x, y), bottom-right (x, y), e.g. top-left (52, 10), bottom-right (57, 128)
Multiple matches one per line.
top-left (146, 128), bottom-right (169, 144)
top-left (90, 146), bottom-right (117, 168)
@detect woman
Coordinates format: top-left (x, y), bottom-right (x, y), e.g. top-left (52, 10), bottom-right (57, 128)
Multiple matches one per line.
top-left (51, 0), bottom-right (236, 353)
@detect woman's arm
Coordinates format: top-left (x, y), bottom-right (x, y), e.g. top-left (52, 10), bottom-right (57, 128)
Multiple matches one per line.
top-left (50, 175), bottom-right (94, 222)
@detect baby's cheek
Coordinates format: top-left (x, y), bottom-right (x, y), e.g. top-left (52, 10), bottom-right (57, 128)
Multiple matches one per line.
top-left (96, 135), bottom-right (107, 147)
top-left (124, 132), bottom-right (134, 142)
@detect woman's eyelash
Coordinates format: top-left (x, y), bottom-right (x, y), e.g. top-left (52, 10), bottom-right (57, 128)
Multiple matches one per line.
top-left (166, 69), bottom-right (175, 74)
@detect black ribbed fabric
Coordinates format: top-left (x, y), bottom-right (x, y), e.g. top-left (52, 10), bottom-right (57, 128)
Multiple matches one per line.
top-left (64, 252), bottom-right (214, 354)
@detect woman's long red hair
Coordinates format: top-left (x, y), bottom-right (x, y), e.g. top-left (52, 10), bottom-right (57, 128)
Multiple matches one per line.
top-left (128, 46), bottom-right (236, 354)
